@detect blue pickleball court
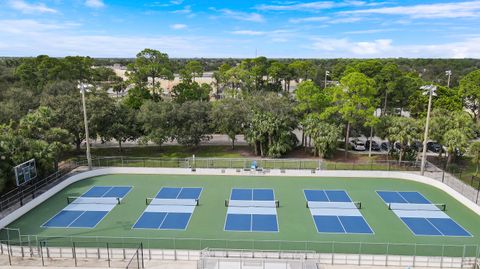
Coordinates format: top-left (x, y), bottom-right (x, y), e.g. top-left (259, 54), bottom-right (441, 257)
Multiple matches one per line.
top-left (377, 191), bottom-right (471, 237)
top-left (42, 186), bottom-right (131, 228)
top-left (304, 190), bottom-right (373, 234)
top-left (133, 187), bottom-right (202, 230)
top-left (224, 188), bottom-right (279, 232)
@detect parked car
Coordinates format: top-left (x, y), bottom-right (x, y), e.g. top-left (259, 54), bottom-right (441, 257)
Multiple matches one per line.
top-left (349, 139), bottom-right (366, 151)
top-left (380, 141), bottom-right (391, 151)
top-left (365, 140), bottom-right (381, 151)
top-left (411, 141), bottom-right (423, 152)
top-left (427, 141), bottom-right (442, 153)
top-left (394, 141), bottom-right (403, 151)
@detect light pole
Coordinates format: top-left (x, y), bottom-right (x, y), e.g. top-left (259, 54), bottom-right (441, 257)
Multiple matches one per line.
top-left (445, 70), bottom-right (452, 88)
top-left (368, 109), bottom-right (381, 158)
top-left (79, 82), bottom-right (92, 170)
top-left (420, 85), bottom-right (437, 175)
top-left (324, 70), bottom-right (330, 89)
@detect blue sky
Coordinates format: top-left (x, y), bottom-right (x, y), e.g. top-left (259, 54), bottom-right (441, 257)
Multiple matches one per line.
top-left (0, 0), bottom-right (479, 58)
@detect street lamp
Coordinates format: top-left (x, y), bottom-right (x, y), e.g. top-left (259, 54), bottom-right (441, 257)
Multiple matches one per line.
top-left (420, 85), bottom-right (437, 176)
top-left (368, 109), bottom-right (381, 158)
top-left (445, 70), bottom-right (452, 88)
top-left (78, 82), bottom-right (92, 170)
top-left (324, 70), bottom-right (330, 89)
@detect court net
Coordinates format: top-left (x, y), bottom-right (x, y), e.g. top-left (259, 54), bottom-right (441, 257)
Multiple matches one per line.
top-left (67, 197), bottom-right (121, 205)
top-left (306, 201), bottom-right (362, 209)
top-left (388, 203), bottom-right (446, 211)
top-left (225, 200), bottom-right (279, 208)
top-left (146, 198), bottom-right (199, 206)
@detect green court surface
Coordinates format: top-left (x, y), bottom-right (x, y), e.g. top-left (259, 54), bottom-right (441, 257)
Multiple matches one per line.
top-left (4, 174), bottom-right (480, 256)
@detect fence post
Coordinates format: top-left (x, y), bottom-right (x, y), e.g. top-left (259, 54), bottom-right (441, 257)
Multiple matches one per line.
top-left (107, 242), bottom-right (110, 268)
top-left (358, 242), bottom-right (362, 265)
top-left (385, 243), bottom-right (389, 267)
top-left (72, 242), bottom-right (77, 267)
top-left (39, 241), bottom-right (44, 267)
top-left (141, 242), bottom-right (144, 268)
top-left (7, 241), bottom-right (11, 266)
top-left (331, 241), bottom-right (335, 265)
top-left (441, 245), bottom-right (445, 268)
top-left (413, 243), bottom-right (416, 267)
top-left (476, 182), bottom-right (480, 204)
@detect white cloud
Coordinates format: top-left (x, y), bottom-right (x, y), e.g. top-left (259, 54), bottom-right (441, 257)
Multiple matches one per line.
top-left (8, 0), bottom-right (57, 14)
top-left (0, 20), bottom-right (77, 34)
top-left (170, 23), bottom-right (187, 30)
top-left (171, 5), bottom-right (192, 14)
top-left (343, 28), bottom-right (394, 34)
top-left (311, 38), bottom-right (393, 55)
top-left (256, 1), bottom-right (382, 11)
top-left (148, 0), bottom-right (183, 7)
top-left (214, 9), bottom-right (264, 22)
top-left (231, 30), bottom-right (266, 36)
top-left (329, 17), bottom-right (363, 24)
top-left (290, 16), bottom-right (361, 24)
top-left (309, 37), bottom-right (480, 58)
top-left (342, 1), bottom-right (480, 19)
top-left (0, 19), bottom-right (215, 57)
top-left (289, 16), bottom-right (329, 23)
top-left (85, 0), bottom-right (105, 9)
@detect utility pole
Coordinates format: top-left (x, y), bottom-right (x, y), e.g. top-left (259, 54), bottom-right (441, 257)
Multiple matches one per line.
top-left (420, 85), bottom-right (437, 176)
top-left (445, 70), bottom-right (452, 88)
top-left (79, 82), bottom-right (92, 170)
top-left (324, 70), bottom-right (330, 89)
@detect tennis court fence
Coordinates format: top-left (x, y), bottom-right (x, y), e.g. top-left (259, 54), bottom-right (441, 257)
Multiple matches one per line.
top-left (75, 156), bottom-right (423, 172)
top-left (0, 228), bottom-right (479, 268)
top-left (73, 156), bottom-right (480, 206)
top-left (2, 156), bottom-right (479, 218)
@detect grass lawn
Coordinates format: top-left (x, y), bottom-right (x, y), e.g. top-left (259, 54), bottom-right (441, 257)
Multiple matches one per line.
top-left (5, 173), bottom-right (480, 256)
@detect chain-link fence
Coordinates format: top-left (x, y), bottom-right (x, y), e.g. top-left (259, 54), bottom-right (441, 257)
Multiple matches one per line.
top-left (77, 156), bottom-right (423, 171)
top-left (422, 162), bottom-right (480, 206)
top-left (0, 231), bottom-right (479, 268)
top-left (0, 161), bottom-right (79, 217)
top-left (0, 237), bottom-right (145, 268)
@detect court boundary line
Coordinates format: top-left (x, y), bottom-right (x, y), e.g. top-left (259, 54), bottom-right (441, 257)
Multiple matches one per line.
top-left (223, 213), bottom-right (279, 233)
top-left (225, 188), bottom-right (279, 233)
top-left (376, 190), bottom-right (473, 238)
top-left (303, 189), bottom-right (374, 235)
top-left (132, 186), bottom-right (203, 230)
top-left (42, 185), bottom-right (133, 229)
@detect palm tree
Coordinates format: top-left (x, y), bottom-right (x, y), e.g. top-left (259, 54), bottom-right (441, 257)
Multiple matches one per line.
top-left (386, 117), bottom-right (420, 163)
top-left (469, 142), bottom-right (480, 174)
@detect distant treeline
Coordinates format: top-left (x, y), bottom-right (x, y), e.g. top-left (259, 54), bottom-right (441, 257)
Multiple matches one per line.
top-left (2, 57), bottom-right (479, 87)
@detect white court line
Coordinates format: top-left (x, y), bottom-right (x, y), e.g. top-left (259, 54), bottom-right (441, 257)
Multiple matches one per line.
top-left (336, 216), bottom-right (347, 234)
top-left (394, 191), bottom-right (409, 203)
top-left (100, 186), bottom-right (114, 197)
top-left (157, 212), bottom-right (168, 229)
top-left (66, 211), bottom-right (87, 228)
top-left (424, 218), bottom-right (445, 236)
top-left (175, 187), bottom-right (183, 199)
